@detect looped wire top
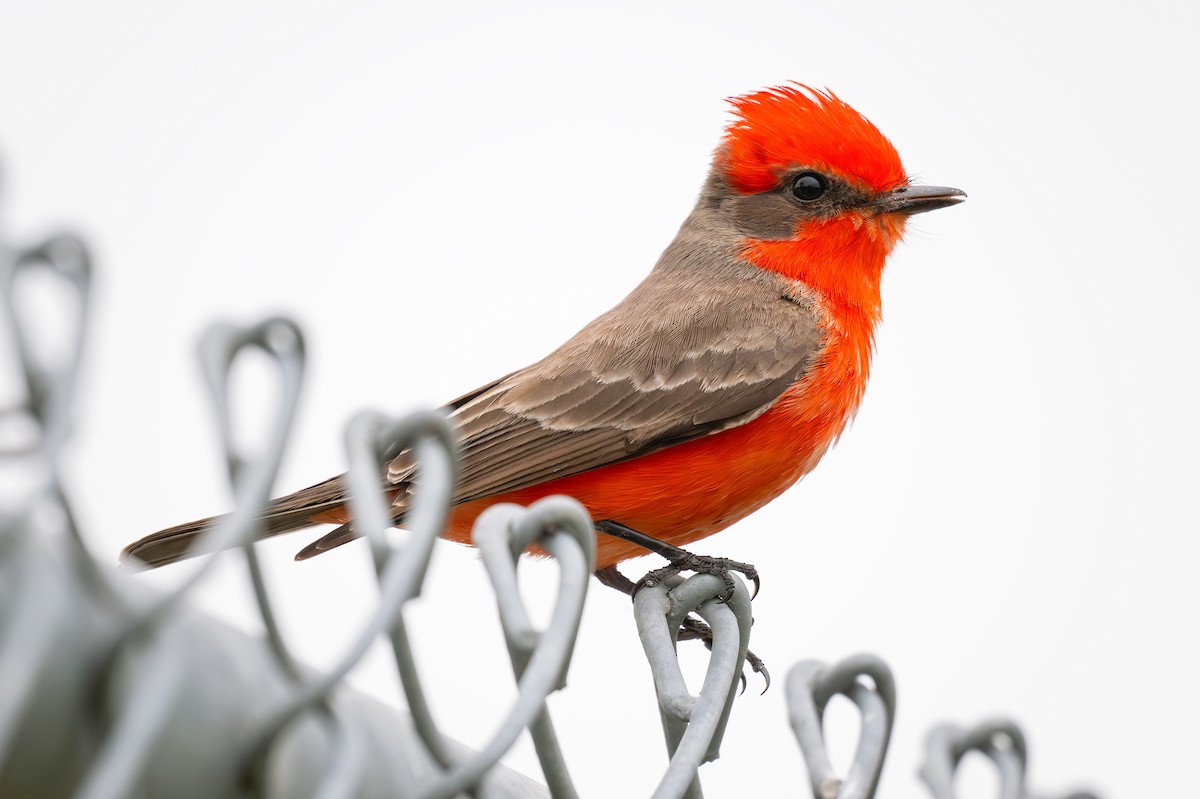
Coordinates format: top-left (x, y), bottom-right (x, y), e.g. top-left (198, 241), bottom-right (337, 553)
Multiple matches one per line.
top-left (786, 653), bottom-right (896, 799)
top-left (634, 573), bottom-right (752, 799)
top-left (243, 408), bottom-right (459, 785)
top-left (919, 718), bottom-right (1028, 799)
top-left (0, 233), bottom-right (91, 461)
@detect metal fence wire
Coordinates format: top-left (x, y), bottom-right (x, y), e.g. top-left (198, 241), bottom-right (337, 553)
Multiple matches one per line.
top-left (0, 218), bottom-right (1101, 798)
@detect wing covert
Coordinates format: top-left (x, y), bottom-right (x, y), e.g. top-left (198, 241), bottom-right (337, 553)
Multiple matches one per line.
top-left (387, 265), bottom-right (827, 507)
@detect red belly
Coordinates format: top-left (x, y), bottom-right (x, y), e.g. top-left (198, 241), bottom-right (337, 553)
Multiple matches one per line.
top-left (444, 334), bottom-right (866, 568)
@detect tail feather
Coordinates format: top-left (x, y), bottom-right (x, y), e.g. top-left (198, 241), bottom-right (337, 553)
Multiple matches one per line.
top-left (120, 475), bottom-right (351, 570)
top-left (119, 509), bottom-right (316, 570)
top-left (293, 522), bottom-right (359, 561)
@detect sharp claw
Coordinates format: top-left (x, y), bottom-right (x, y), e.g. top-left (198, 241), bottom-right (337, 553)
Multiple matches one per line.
top-left (746, 652), bottom-right (771, 694)
top-left (750, 573), bottom-right (761, 600)
top-left (738, 671), bottom-right (748, 695)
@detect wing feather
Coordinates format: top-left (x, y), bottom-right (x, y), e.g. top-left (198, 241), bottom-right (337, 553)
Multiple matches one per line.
top-left (387, 263), bottom-right (826, 509)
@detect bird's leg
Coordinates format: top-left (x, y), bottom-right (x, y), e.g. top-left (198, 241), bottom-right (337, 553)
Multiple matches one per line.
top-left (593, 520), bottom-right (760, 600)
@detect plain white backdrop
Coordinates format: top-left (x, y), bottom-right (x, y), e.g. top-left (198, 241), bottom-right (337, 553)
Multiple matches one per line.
top-left (2, 1), bottom-right (1197, 796)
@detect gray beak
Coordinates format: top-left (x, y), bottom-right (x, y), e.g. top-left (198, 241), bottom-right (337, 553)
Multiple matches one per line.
top-left (872, 184), bottom-right (967, 215)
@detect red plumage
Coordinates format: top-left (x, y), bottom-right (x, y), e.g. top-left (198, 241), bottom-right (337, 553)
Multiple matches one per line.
top-left (723, 84), bottom-right (906, 195)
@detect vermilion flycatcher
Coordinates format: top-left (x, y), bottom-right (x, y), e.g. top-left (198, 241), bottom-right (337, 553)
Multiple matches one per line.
top-left (123, 85), bottom-right (964, 586)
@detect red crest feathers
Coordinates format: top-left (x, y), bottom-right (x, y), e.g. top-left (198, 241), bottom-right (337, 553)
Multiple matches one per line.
top-left (722, 84), bottom-right (905, 195)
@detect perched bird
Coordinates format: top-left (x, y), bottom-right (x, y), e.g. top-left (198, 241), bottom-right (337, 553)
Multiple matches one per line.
top-left (123, 85), bottom-right (964, 593)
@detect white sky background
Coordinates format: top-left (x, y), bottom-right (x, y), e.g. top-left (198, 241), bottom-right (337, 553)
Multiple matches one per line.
top-left (2, 1), bottom-right (1197, 796)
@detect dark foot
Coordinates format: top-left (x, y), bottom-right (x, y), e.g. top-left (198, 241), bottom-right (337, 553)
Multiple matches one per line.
top-left (638, 553), bottom-right (760, 601)
top-left (594, 564), bottom-right (770, 693)
top-left (593, 520), bottom-right (761, 599)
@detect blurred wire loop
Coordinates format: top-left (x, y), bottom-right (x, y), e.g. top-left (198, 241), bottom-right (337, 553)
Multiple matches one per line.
top-left (787, 653), bottom-right (896, 799)
top-left (919, 719), bottom-right (1100, 799)
top-left (0, 232), bottom-right (90, 463)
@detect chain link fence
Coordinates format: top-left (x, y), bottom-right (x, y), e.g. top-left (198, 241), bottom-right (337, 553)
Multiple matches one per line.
top-left (0, 210), bottom-right (1101, 797)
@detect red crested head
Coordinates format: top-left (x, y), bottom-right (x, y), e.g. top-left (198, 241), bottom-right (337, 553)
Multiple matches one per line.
top-left (722, 84), bottom-right (906, 195)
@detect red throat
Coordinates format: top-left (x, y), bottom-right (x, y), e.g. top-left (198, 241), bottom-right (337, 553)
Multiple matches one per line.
top-left (741, 213), bottom-right (903, 324)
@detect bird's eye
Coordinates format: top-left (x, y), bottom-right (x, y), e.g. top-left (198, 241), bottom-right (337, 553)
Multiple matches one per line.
top-left (790, 172), bottom-right (828, 201)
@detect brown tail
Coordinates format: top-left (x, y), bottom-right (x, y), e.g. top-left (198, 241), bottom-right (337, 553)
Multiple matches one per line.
top-left (120, 475), bottom-right (354, 570)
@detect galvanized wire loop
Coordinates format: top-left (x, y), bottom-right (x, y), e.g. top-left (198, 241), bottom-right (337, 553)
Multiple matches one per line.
top-left (113, 318), bottom-right (308, 642)
top-left (0, 233), bottom-right (92, 575)
top-left (0, 232), bottom-right (115, 604)
top-left (634, 573), bottom-right (752, 799)
top-left (200, 318), bottom-right (308, 678)
top-left (466, 496), bottom-right (596, 799)
top-left (196, 318), bottom-right (370, 799)
top-left (343, 409), bottom-right (461, 774)
top-left (0, 234), bottom-right (134, 799)
top-left (0, 229), bottom-right (154, 794)
top-left (345, 409), bottom-right (459, 603)
top-left (98, 319), bottom-right (307, 680)
top-left (919, 719), bottom-right (1028, 799)
top-left (198, 317), bottom-right (306, 487)
top-left (244, 408), bottom-right (460, 791)
top-left (786, 653), bottom-right (896, 799)
top-left (0, 233), bottom-right (90, 461)
top-left (91, 316), bottom-right (363, 798)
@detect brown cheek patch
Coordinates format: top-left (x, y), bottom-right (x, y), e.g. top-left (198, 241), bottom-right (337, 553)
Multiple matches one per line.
top-left (729, 192), bottom-right (801, 240)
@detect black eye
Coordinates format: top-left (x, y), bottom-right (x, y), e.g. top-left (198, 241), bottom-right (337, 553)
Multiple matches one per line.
top-left (790, 172), bottom-right (828, 201)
